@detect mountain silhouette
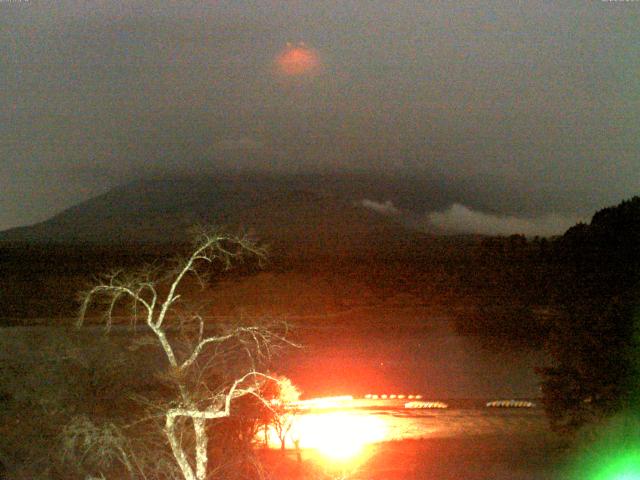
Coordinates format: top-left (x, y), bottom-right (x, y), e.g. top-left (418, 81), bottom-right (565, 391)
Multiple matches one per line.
top-left (0, 173), bottom-right (435, 256)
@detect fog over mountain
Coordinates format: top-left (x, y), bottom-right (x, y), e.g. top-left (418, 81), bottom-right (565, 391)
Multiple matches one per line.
top-left (426, 204), bottom-right (583, 238)
top-left (0, 172), bottom-right (589, 245)
top-left (2, 2), bottom-right (638, 231)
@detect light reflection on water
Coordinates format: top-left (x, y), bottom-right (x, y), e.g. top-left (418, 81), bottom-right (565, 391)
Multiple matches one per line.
top-left (264, 397), bottom-right (547, 453)
top-left (260, 397), bottom-right (560, 479)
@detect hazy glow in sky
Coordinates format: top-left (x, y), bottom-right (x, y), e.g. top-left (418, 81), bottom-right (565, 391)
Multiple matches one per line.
top-left (276, 43), bottom-right (322, 76)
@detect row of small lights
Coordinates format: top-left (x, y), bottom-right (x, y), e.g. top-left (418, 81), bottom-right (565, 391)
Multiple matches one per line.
top-left (364, 394), bottom-right (423, 400)
top-left (287, 395), bottom-right (535, 409)
top-left (364, 396), bottom-right (535, 408)
top-left (485, 400), bottom-right (535, 408)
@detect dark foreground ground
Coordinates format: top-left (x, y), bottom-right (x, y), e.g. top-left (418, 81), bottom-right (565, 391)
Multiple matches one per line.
top-left (260, 432), bottom-right (567, 480)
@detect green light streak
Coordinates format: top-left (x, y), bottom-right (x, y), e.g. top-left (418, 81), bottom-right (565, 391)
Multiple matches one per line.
top-left (566, 413), bottom-right (640, 480)
top-left (590, 451), bottom-right (640, 480)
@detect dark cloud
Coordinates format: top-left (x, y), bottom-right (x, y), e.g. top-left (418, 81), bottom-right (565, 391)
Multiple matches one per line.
top-left (0, 1), bottom-right (638, 230)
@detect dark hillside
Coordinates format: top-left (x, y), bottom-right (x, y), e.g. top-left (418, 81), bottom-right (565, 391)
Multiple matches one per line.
top-left (0, 236), bottom-right (478, 324)
top-left (0, 174), bottom-right (430, 257)
top-left (539, 196), bottom-right (640, 432)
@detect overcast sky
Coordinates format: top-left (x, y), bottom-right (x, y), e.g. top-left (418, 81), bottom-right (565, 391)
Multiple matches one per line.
top-left (1, 1), bottom-right (638, 232)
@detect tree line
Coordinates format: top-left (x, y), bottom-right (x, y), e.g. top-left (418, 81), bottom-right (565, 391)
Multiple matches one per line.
top-left (454, 196), bottom-right (640, 433)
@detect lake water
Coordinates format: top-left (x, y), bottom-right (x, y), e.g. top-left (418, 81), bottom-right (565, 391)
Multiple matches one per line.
top-left (265, 320), bottom-right (562, 479)
top-left (279, 320), bottom-right (546, 400)
top-left (266, 397), bottom-right (548, 450)
top-left (261, 400), bottom-right (562, 480)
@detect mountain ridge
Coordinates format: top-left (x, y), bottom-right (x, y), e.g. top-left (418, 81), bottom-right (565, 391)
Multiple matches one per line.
top-left (0, 173), bottom-right (434, 256)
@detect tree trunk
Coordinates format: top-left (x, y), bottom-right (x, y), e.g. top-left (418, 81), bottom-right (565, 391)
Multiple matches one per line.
top-left (166, 415), bottom-right (197, 480)
top-left (194, 417), bottom-right (208, 480)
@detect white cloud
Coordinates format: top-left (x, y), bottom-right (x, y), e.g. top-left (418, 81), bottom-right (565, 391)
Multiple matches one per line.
top-left (427, 203), bottom-right (582, 237)
top-left (360, 199), bottom-right (400, 216)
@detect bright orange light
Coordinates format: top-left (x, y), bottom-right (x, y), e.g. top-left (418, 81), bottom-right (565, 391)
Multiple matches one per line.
top-left (291, 395), bottom-right (354, 410)
top-left (293, 412), bottom-right (387, 461)
top-left (275, 43), bottom-right (321, 76)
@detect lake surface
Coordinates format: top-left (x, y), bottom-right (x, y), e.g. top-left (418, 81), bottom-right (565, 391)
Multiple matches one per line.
top-left (268, 397), bottom-right (549, 448)
top-left (1, 317), bottom-right (547, 402)
top-left (279, 319), bottom-right (546, 400)
top-left (261, 401), bottom-right (562, 480)
top-left (264, 319), bottom-right (564, 478)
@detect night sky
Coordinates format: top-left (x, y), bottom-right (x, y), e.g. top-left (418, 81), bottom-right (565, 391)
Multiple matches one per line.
top-left (1, 1), bottom-right (638, 233)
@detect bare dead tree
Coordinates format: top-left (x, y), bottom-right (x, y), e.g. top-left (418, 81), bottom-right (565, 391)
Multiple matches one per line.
top-left (265, 376), bottom-right (300, 451)
top-left (76, 229), bottom-right (296, 480)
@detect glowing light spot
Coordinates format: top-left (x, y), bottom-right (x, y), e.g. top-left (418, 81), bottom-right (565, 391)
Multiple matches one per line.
top-left (293, 412), bottom-right (387, 461)
top-left (275, 42), bottom-right (321, 76)
top-left (566, 414), bottom-right (640, 480)
top-left (587, 452), bottom-right (640, 480)
top-left (291, 395), bottom-right (353, 410)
